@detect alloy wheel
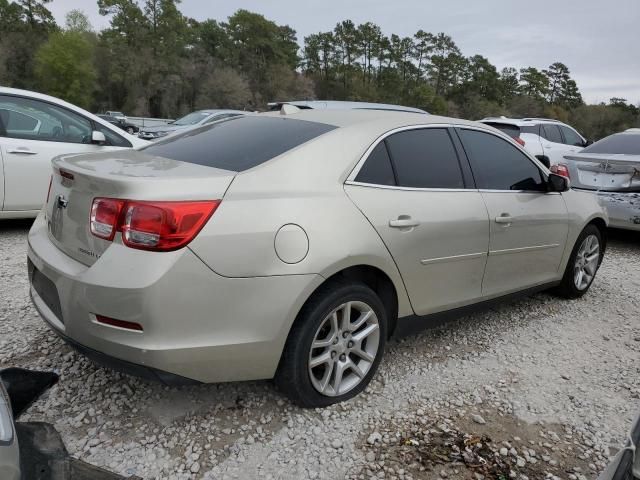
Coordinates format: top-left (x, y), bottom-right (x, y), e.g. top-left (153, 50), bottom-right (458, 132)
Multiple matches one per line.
top-left (574, 234), bottom-right (600, 290)
top-left (308, 301), bottom-right (380, 397)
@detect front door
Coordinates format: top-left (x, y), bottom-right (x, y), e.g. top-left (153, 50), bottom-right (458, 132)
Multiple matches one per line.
top-left (457, 127), bottom-right (569, 296)
top-left (0, 94), bottom-right (103, 212)
top-left (345, 127), bottom-right (490, 315)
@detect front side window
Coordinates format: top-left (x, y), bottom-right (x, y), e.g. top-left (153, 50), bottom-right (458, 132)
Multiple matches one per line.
top-left (541, 124), bottom-right (563, 144)
top-left (0, 94), bottom-right (92, 144)
top-left (384, 128), bottom-right (465, 189)
top-left (458, 128), bottom-right (546, 191)
top-left (560, 126), bottom-right (584, 146)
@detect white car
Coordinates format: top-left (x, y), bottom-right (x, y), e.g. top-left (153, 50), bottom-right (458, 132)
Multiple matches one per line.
top-left (0, 88), bottom-right (148, 219)
top-left (480, 117), bottom-right (590, 167)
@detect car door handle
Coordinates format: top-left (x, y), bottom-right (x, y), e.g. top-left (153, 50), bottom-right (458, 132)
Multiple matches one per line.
top-left (7, 148), bottom-right (37, 155)
top-left (389, 217), bottom-right (420, 228)
top-left (495, 214), bottom-right (513, 224)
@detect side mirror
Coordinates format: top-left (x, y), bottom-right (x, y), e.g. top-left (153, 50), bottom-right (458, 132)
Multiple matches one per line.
top-left (91, 130), bottom-right (106, 145)
top-left (535, 155), bottom-right (551, 169)
top-left (584, 139), bottom-right (593, 147)
top-left (548, 173), bottom-right (570, 192)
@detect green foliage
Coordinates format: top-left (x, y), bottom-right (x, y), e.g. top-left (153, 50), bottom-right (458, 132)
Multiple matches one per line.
top-left (0, 1), bottom-right (636, 139)
top-left (34, 30), bottom-right (97, 108)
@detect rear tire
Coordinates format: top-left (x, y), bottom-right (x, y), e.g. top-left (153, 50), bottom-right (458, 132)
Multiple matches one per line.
top-left (553, 224), bottom-right (603, 298)
top-left (276, 280), bottom-right (387, 408)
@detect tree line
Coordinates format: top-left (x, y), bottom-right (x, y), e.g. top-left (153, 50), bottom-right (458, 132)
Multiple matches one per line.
top-left (0, 0), bottom-right (638, 139)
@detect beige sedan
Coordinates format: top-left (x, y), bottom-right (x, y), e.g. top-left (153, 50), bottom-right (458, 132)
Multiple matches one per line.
top-left (27, 109), bottom-right (607, 407)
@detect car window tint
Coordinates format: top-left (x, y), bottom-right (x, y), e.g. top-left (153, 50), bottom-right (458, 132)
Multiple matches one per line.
top-left (0, 94), bottom-right (92, 144)
top-left (458, 128), bottom-right (546, 191)
top-left (560, 126), bottom-right (584, 146)
top-left (94, 122), bottom-right (132, 148)
top-left (482, 122), bottom-right (520, 139)
top-left (542, 124), bottom-right (563, 143)
top-left (385, 128), bottom-right (464, 189)
top-left (582, 133), bottom-right (640, 155)
top-left (521, 125), bottom-right (539, 135)
top-left (355, 142), bottom-right (396, 186)
top-left (142, 116), bottom-right (337, 172)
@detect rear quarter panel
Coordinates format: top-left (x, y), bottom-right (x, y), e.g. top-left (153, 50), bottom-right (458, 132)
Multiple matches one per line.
top-left (187, 126), bottom-right (414, 318)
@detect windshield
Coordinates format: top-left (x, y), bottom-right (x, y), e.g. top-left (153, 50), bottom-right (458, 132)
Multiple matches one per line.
top-left (173, 111), bottom-right (211, 126)
top-left (583, 133), bottom-right (640, 155)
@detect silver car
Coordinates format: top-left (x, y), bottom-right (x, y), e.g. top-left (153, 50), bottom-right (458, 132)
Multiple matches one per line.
top-left (138, 109), bottom-right (248, 140)
top-left (28, 110), bottom-right (607, 407)
top-left (562, 129), bottom-right (640, 231)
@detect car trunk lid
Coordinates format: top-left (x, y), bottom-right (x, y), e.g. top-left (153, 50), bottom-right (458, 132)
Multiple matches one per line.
top-left (563, 153), bottom-right (640, 192)
top-left (46, 150), bottom-right (235, 266)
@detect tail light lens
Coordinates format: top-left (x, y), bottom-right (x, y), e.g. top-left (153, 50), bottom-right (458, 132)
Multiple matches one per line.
top-left (550, 164), bottom-right (570, 179)
top-left (90, 198), bottom-right (220, 251)
top-left (515, 137), bottom-right (526, 147)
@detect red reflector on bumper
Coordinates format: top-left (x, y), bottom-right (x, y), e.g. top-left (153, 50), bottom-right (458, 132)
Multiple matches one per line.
top-left (95, 314), bottom-right (143, 332)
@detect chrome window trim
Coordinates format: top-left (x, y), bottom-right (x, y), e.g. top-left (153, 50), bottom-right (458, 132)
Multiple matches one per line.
top-left (346, 123), bottom-right (554, 195)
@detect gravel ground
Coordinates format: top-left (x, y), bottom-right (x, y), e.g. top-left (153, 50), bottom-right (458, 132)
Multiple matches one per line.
top-left (1, 219), bottom-right (639, 480)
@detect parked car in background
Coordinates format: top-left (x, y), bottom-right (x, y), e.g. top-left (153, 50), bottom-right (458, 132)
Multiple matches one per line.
top-left (105, 111), bottom-right (126, 122)
top-left (96, 114), bottom-right (139, 135)
top-left (29, 109), bottom-right (606, 407)
top-left (268, 100), bottom-right (428, 114)
top-left (480, 117), bottom-right (590, 167)
top-left (138, 109), bottom-right (248, 140)
top-left (0, 87), bottom-right (148, 219)
top-left (562, 129), bottom-right (640, 231)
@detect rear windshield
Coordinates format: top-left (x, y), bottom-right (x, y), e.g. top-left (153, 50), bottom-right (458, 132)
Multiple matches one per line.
top-left (483, 123), bottom-right (520, 138)
top-left (582, 133), bottom-right (640, 155)
top-left (141, 116), bottom-right (337, 172)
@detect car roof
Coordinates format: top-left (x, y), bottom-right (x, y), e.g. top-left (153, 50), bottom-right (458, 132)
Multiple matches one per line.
top-left (195, 109), bottom-right (249, 115)
top-left (261, 108), bottom-right (486, 132)
top-left (480, 116), bottom-right (569, 127)
top-left (268, 100), bottom-right (428, 114)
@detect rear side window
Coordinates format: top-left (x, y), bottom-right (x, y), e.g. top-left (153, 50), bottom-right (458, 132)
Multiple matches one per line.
top-left (355, 142), bottom-right (396, 186)
top-left (483, 122), bottom-right (520, 139)
top-left (541, 124), bottom-right (563, 143)
top-left (142, 116), bottom-right (337, 172)
top-left (583, 133), bottom-right (640, 155)
top-left (458, 129), bottom-right (546, 191)
top-left (385, 128), bottom-right (464, 189)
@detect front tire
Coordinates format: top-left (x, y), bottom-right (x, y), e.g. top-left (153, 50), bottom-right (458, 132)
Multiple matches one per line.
top-left (276, 281), bottom-right (387, 408)
top-left (554, 224), bottom-right (603, 298)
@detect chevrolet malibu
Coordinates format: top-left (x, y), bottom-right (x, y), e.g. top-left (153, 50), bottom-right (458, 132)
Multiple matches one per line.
top-left (27, 110), bottom-right (607, 407)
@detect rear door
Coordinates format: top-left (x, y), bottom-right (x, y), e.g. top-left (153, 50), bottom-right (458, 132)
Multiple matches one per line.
top-left (457, 127), bottom-right (569, 296)
top-left (0, 94), bottom-right (125, 212)
top-left (345, 126), bottom-right (490, 315)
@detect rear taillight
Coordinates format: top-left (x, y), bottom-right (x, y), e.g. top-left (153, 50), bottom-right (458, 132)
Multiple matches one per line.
top-left (91, 198), bottom-right (125, 241)
top-left (550, 164), bottom-right (570, 179)
top-left (515, 137), bottom-right (526, 147)
top-left (46, 175), bottom-right (53, 203)
top-left (90, 198), bottom-right (220, 251)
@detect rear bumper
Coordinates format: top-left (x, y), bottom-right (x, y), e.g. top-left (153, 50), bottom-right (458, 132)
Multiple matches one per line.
top-left (27, 212), bottom-right (323, 383)
top-left (596, 191), bottom-right (640, 231)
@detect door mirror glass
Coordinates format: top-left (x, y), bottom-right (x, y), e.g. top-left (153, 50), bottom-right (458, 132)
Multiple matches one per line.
top-left (91, 130), bottom-right (106, 144)
top-left (584, 139), bottom-right (594, 147)
top-left (548, 173), bottom-right (570, 192)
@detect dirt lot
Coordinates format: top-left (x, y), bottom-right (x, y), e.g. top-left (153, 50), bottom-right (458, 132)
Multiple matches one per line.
top-left (1, 219), bottom-right (639, 480)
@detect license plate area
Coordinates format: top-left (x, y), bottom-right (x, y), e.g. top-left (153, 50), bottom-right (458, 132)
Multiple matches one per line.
top-left (28, 259), bottom-right (64, 324)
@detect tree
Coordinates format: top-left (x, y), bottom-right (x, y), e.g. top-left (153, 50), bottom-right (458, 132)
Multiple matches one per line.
top-left (498, 67), bottom-right (520, 105)
top-left (65, 9), bottom-right (92, 33)
top-left (17, 0), bottom-right (55, 30)
top-left (427, 33), bottom-right (463, 96)
top-left (34, 30), bottom-right (97, 108)
top-left (519, 67), bottom-right (549, 100)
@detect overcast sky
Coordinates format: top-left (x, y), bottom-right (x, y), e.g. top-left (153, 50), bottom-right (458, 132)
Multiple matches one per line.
top-left (47, 0), bottom-right (640, 104)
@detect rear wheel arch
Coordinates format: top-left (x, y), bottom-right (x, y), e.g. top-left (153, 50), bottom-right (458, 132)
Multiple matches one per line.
top-left (587, 217), bottom-right (607, 256)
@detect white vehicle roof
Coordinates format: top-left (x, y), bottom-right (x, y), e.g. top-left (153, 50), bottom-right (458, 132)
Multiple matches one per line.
top-left (480, 116), bottom-right (569, 127)
top-left (0, 87), bottom-right (148, 147)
